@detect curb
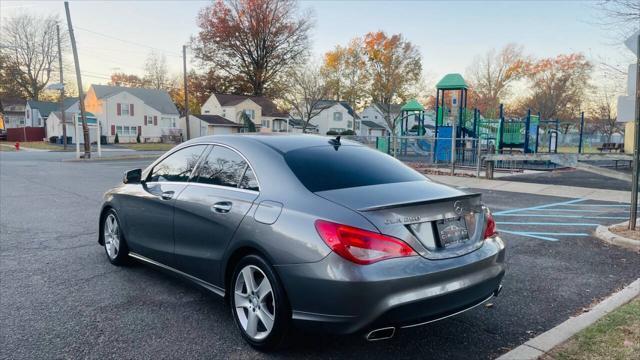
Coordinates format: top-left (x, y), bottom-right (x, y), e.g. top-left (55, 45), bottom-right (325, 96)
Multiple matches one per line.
top-left (62, 154), bottom-right (160, 162)
top-left (595, 220), bottom-right (640, 251)
top-left (496, 278), bottom-right (640, 360)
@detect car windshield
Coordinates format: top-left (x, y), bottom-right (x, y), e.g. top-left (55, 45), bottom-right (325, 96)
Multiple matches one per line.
top-left (284, 145), bottom-right (425, 192)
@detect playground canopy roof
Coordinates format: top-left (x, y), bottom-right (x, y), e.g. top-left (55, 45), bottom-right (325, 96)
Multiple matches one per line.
top-left (436, 73), bottom-right (468, 90)
top-left (400, 99), bottom-right (424, 112)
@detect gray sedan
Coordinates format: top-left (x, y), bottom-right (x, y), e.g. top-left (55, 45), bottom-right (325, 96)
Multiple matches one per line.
top-left (99, 134), bottom-right (505, 350)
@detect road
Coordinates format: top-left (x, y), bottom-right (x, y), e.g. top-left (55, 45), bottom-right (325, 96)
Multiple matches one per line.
top-left (1, 151), bottom-right (639, 359)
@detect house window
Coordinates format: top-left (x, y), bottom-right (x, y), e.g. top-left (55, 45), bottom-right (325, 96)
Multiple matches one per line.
top-left (333, 112), bottom-right (343, 121)
top-left (244, 109), bottom-right (255, 120)
top-left (347, 120), bottom-right (353, 128)
top-left (121, 103), bottom-right (130, 116)
top-left (204, 110), bottom-right (210, 114)
top-left (261, 119), bottom-right (270, 128)
top-left (116, 126), bottom-right (123, 135)
top-left (375, 115), bottom-right (378, 119)
top-left (362, 115), bottom-right (368, 119)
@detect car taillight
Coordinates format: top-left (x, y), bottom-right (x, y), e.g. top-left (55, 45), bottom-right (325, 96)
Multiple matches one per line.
top-left (315, 220), bottom-right (417, 265)
top-left (483, 210), bottom-right (497, 239)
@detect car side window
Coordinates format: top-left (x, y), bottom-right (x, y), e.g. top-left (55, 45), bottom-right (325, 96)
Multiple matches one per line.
top-left (148, 145), bottom-right (207, 183)
top-left (195, 146), bottom-right (248, 188)
top-left (239, 166), bottom-right (259, 191)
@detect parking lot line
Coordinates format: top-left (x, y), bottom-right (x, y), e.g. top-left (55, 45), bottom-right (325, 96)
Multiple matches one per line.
top-left (493, 198), bottom-right (587, 215)
top-left (499, 230), bottom-right (591, 241)
top-left (496, 221), bottom-right (600, 226)
top-left (496, 214), bottom-right (627, 220)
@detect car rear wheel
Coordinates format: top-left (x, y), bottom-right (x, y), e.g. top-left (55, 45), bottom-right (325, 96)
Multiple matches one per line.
top-left (231, 255), bottom-right (290, 351)
top-left (102, 209), bottom-right (129, 265)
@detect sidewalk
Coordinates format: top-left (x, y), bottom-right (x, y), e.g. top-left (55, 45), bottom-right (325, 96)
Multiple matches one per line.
top-left (429, 174), bottom-right (633, 203)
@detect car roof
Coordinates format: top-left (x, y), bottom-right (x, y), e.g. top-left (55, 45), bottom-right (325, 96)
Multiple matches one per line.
top-left (187, 134), bottom-right (363, 154)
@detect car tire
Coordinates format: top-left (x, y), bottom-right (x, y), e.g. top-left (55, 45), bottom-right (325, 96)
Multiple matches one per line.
top-left (230, 254), bottom-right (291, 351)
top-left (102, 209), bottom-right (129, 266)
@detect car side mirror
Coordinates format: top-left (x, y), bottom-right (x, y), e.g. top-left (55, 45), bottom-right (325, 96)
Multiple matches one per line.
top-left (123, 168), bottom-right (143, 184)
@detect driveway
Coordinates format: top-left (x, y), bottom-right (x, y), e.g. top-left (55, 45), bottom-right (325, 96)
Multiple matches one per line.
top-left (1, 151), bottom-right (638, 359)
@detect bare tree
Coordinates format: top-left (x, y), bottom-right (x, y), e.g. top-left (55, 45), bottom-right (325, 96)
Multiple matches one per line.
top-left (597, 0), bottom-right (640, 28)
top-left (466, 44), bottom-right (526, 114)
top-left (0, 13), bottom-right (63, 100)
top-left (281, 64), bottom-right (329, 132)
top-left (588, 80), bottom-right (623, 142)
top-left (144, 51), bottom-right (169, 90)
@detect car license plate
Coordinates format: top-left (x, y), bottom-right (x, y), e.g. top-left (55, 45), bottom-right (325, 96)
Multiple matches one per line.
top-left (436, 217), bottom-right (469, 247)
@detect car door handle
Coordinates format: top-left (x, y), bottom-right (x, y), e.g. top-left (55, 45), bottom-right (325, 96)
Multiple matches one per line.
top-left (212, 201), bottom-right (232, 213)
top-left (161, 191), bottom-right (174, 200)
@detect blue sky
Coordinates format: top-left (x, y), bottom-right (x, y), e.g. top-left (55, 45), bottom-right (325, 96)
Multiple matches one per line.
top-left (1, 0), bottom-right (635, 89)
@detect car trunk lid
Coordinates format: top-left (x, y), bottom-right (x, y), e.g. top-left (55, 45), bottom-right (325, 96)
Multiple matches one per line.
top-left (315, 180), bottom-right (486, 259)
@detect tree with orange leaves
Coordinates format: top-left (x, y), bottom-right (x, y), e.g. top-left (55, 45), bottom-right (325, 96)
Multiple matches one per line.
top-left (322, 38), bottom-right (369, 118)
top-left (519, 53), bottom-right (593, 124)
top-left (193, 0), bottom-right (312, 97)
top-left (364, 31), bottom-right (422, 130)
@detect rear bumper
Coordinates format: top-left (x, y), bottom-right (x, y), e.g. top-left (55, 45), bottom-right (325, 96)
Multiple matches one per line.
top-left (275, 236), bottom-right (506, 334)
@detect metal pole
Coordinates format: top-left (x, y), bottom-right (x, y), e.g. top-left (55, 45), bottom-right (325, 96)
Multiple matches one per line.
top-left (183, 45), bottom-right (190, 141)
top-left (578, 111), bottom-right (585, 154)
top-left (56, 24), bottom-right (67, 150)
top-left (498, 104), bottom-right (504, 152)
top-left (65, 1), bottom-right (90, 159)
top-left (524, 109), bottom-right (531, 153)
top-left (629, 34), bottom-right (640, 230)
top-left (535, 111), bottom-right (541, 153)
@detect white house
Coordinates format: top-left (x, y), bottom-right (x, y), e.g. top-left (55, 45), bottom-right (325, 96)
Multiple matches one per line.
top-left (84, 85), bottom-right (180, 143)
top-left (179, 114), bottom-right (243, 137)
top-left (195, 93), bottom-right (289, 136)
top-left (46, 111), bottom-right (100, 144)
top-left (359, 103), bottom-right (401, 129)
top-left (308, 100), bottom-right (359, 135)
top-left (1, 98), bottom-right (26, 129)
top-left (359, 120), bottom-right (387, 137)
top-left (25, 98), bottom-right (79, 130)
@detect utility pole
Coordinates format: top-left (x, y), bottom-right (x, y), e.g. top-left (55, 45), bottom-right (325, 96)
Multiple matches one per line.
top-left (56, 24), bottom-right (67, 150)
top-left (183, 45), bottom-right (190, 141)
top-left (629, 33), bottom-right (640, 230)
top-left (64, 1), bottom-right (90, 159)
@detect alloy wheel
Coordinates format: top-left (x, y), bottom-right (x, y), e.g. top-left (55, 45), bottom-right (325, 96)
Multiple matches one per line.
top-left (104, 213), bottom-right (120, 259)
top-left (234, 265), bottom-right (276, 341)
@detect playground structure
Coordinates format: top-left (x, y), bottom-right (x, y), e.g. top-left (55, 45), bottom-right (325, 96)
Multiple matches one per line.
top-left (368, 73), bottom-right (630, 177)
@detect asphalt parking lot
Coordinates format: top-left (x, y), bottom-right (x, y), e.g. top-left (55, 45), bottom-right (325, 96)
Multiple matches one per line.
top-left (1, 151), bottom-right (639, 359)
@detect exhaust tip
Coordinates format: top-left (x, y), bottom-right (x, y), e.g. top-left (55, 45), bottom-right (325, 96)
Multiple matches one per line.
top-left (494, 284), bottom-right (503, 297)
top-left (366, 327), bottom-right (396, 341)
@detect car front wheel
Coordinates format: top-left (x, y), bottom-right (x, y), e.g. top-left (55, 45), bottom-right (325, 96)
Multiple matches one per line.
top-left (230, 254), bottom-right (290, 351)
top-left (102, 209), bottom-right (129, 265)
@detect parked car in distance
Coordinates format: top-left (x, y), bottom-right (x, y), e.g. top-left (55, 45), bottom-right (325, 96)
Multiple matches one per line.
top-left (99, 134), bottom-right (505, 350)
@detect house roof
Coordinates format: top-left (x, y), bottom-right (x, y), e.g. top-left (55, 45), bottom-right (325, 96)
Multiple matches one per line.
top-left (374, 103), bottom-right (402, 115)
top-left (50, 111), bottom-right (77, 123)
top-left (288, 118), bottom-right (318, 128)
top-left (213, 94), bottom-right (289, 118)
top-left (314, 100), bottom-right (360, 119)
top-left (91, 85), bottom-right (179, 115)
top-left (27, 98), bottom-right (78, 117)
top-left (436, 73), bottom-right (468, 90)
top-left (360, 120), bottom-right (386, 129)
top-left (194, 114), bottom-right (242, 127)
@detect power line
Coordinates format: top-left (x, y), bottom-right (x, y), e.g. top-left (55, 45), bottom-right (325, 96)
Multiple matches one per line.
top-left (74, 26), bottom-right (182, 58)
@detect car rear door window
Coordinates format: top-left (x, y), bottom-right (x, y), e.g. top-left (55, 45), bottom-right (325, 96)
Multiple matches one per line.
top-left (195, 146), bottom-right (248, 188)
top-left (239, 167), bottom-right (259, 191)
top-left (284, 145), bottom-right (425, 192)
top-left (148, 145), bottom-right (208, 183)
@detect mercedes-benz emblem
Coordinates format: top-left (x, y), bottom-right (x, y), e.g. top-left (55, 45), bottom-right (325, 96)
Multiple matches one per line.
top-left (453, 200), bottom-right (464, 215)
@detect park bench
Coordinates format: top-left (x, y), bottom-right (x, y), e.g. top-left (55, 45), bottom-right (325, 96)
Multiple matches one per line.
top-left (597, 142), bottom-right (623, 153)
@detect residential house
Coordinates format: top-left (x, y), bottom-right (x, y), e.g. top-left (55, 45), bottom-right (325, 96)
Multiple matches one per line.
top-left (359, 120), bottom-right (387, 137)
top-left (282, 118), bottom-right (318, 134)
top-left (308, 100), bottom-right (359, 135)
top-left (0, 98), bottom-right (27, 128)
top-left (84, 85), bottom-right (180, 143)
top-left (46, 111), bottom-right (99, 144)
top-left (359, 103), bottom-right (401, 129)
top-left (179, 114), bottom-right (243, 137)
top-left (24, 98), bottom-right (79, 129)
top-left (196, 93), bottom-right (289, 135)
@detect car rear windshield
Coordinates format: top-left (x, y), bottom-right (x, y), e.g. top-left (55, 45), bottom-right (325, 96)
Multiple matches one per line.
top-left (284, 145), bottom-right (425, 192)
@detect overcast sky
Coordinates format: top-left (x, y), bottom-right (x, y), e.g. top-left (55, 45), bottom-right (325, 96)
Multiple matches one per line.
top-left (1, 0), bottom-right (636, 90)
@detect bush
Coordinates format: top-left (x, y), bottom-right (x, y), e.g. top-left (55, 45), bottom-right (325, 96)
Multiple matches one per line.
top-left (114, 133), bottom-right (119, 144)
top-left (340, 130), bottom-right (355, 135)
top-left (326, 130), bottom-right (339, 135)
top-left (136, 133), bottom-right (141, 143)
